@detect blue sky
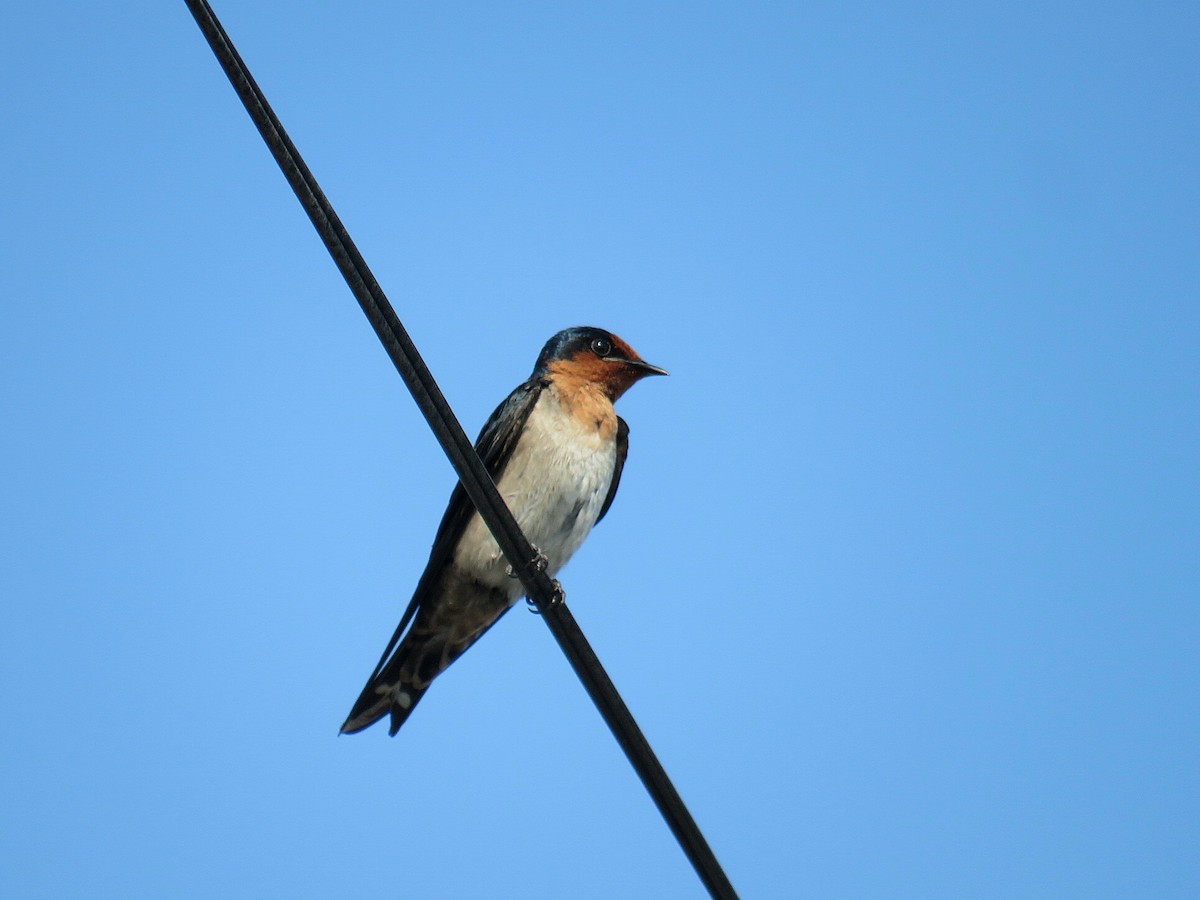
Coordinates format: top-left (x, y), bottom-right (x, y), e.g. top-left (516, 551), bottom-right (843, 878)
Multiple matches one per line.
top-left (2, 2), bottom-right (1197, 897)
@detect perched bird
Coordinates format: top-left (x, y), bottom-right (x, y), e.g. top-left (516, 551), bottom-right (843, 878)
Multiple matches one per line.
top-left (341, 326), bottom-right (667, 736)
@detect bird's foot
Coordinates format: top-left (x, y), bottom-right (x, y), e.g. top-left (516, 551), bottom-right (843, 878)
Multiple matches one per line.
top-left (526, 579), bottom-right (565, 615)
top-left (505, 546), bottom-right (549, 579)
top-left (505, 547), bottom-right (561, 614)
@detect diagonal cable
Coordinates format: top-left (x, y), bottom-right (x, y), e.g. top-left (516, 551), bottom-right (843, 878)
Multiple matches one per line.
top-left (183, 2), bottom-right (737, 897)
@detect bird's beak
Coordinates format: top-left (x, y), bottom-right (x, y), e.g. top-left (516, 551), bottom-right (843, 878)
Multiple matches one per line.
top-left (616, 357), bottom-right (669, 377)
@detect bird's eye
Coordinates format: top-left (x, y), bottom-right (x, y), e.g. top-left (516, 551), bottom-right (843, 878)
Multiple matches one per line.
top-left (591, 337), bottom-right (612, 357)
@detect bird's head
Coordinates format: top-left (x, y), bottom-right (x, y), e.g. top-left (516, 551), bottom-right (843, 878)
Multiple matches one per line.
top-left (534, 326), bottom-right (667, 401)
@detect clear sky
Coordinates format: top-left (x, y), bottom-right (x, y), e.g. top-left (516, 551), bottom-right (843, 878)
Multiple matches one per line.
top-left (2, 2), bottom-right (1197, 897)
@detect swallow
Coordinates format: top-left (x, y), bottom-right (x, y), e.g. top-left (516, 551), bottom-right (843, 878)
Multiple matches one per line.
top-left (341, 326), bottom-right (667, 736)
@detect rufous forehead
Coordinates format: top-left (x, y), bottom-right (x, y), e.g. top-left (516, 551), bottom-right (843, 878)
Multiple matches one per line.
top-left (547, 336), bottom-right (651, 400)
top-left (608, 334), bottom-right (639, 360)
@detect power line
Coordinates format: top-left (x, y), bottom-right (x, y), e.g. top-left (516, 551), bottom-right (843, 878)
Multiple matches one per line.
top-left (183, 2), bottom-right (737, 897)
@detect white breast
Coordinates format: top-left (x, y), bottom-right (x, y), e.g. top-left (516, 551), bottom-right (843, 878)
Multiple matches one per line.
top-left (453, 390), bottom-right (617, 599)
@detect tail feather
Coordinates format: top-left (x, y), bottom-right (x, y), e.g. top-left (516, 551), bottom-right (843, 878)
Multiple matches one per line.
top-left (340, 669), bottom-right (429, 736)
top-left (341, 577), bottom-right (514, 736)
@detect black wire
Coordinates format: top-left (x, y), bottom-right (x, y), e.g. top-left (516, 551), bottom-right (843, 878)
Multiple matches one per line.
top-left (183, 3), bottom-right (737, 897)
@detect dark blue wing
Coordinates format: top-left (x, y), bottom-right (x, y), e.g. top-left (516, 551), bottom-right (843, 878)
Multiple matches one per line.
top-left (595, 416), bottom-right (629, 525)
top-left (358, 377), bottom-right (547, 684)
top-left (424, 377), bottom-right (547, 561)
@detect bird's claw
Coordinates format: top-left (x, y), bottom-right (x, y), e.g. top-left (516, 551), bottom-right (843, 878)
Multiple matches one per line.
top-left (526, 579), bottom-right (565, 615)
top-left (502, 547), bottom-right (560, 614)
top-left (506, 547), bottom-right (549, 578)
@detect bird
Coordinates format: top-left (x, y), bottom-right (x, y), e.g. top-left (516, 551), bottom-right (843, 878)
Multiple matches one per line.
top-left (341, 326), bottom-right (667, 736)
